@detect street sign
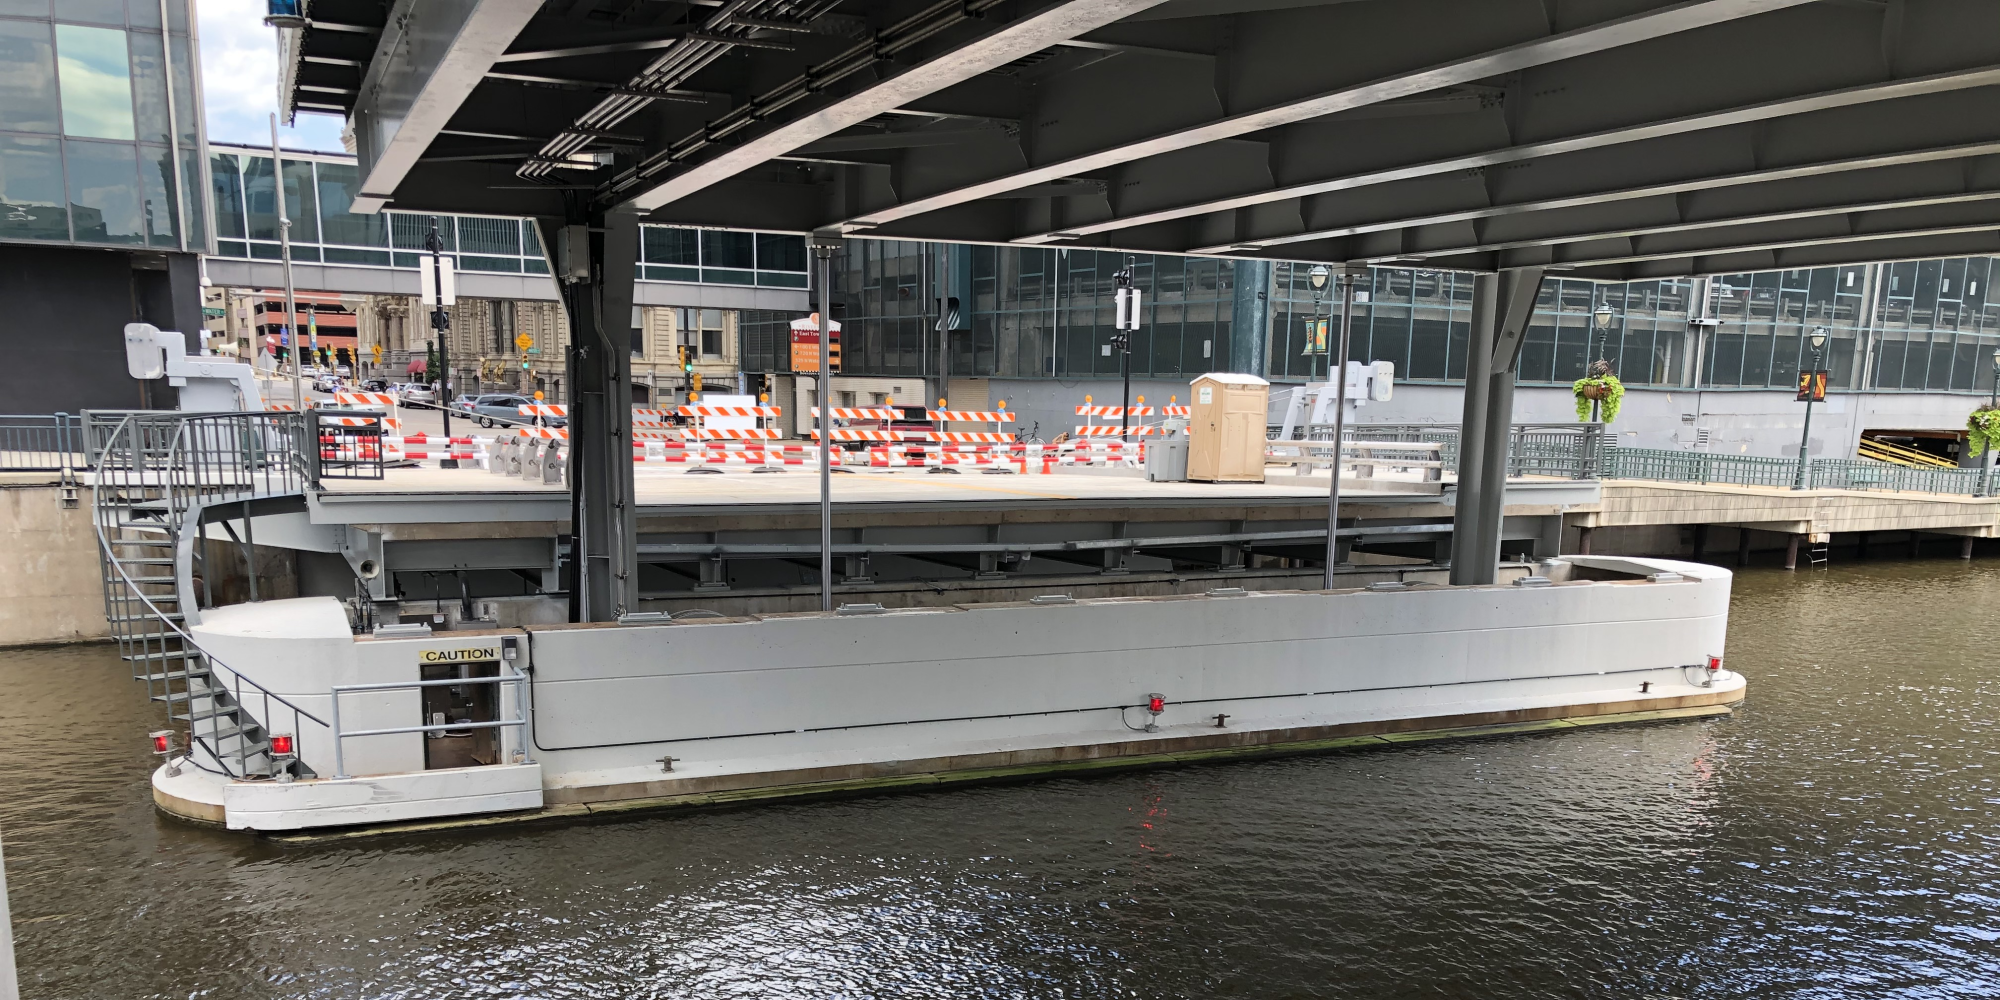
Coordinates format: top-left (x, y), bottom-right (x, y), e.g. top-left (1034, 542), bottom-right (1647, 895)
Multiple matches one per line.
top-left (371, 344), bottom-right (383, 361)
top-left (514, 332), bottom-right (533, 350)
top-left (419, 255), bottom-right (457, 307)
top-left (789, 314), bottom-right (842, 373)
top-left (1796, 369), bottom-right (1828, 402)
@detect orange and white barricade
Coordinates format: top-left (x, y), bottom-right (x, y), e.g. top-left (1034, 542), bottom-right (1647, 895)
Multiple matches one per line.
top-left (333, 391), bottom-right (397, 409)
top-left (1071, 424), bottom-right (1158, 437)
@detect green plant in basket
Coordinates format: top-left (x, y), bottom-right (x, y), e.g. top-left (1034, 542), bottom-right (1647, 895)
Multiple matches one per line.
top-left (1573, 360), bottom-right (1624, 423)
top-left (1968, 406), bottom-right (2000, 456)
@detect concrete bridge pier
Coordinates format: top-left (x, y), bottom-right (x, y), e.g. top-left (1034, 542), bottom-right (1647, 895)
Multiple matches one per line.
top-left (1786, 534), bottom-right (1800, 571)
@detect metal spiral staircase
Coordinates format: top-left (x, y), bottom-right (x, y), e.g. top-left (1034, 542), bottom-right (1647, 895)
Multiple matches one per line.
top-left (89, 411), bottom-right (326, 780)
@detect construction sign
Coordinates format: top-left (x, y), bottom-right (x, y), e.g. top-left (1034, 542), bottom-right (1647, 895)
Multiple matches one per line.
top-left (1796, 369), bottom-right (1828, 402)
top-left (789, 314), bottom-right (842, 373)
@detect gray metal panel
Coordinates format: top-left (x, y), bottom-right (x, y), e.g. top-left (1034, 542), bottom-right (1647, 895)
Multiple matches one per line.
top-left (350, 0), bottom-right (544, 213)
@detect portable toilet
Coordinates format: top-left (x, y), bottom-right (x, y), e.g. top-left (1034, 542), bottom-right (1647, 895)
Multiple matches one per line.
top-left (1186, 373), bottom-right (1270, 482)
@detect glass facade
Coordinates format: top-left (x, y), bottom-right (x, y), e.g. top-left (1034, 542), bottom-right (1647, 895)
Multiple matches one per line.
top-left (0, 0), bottom-right (202, 249)
top-left (208, 144), bottom-right (811, 287)
top-left (738, 241), bottom-right (2000, 398)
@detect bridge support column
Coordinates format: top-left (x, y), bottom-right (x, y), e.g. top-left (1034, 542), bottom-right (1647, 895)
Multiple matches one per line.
top-left (1447, 273), bottom-right (1497, 584)
top-left (1575, 525), bottom-right (1594, 556)
top-left (1450, 268), bottom-right (1545, 585)
top-left (1785, 533), bottom-right (1800, 571)
top-left (1963, 536), bottom-right (1976, 560)
top-left (1911, 531), bottom-right (1924, 559)
top-left (1737, 527), bottom-right (1752, 566)
top-left (546, 210), bottom-right (640, 622)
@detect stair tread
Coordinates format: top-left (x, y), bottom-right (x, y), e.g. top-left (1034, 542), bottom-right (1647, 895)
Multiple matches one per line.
top-left (172, 708), bottom-right (237, 723)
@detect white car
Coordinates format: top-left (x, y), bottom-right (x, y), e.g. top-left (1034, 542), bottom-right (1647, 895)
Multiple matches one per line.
top-left (397, 383), bottom-right (437, 405)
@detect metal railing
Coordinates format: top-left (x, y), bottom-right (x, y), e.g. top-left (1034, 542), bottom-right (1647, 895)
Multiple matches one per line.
top-left (1604, 445), bottom-right (1991, 496)
top-left (0, 413), bottom-right (85, 471)
top-left (1603, 446), bottom-right (1799, 488)
top-left (1807, 458), bottom-right (1985, 495)
top-left (328, 670), bottom-right (531, 779)
top-left (1327, 423), bottom-right (1606, 480)
top-left (89, 409), bottom-right (330, 779)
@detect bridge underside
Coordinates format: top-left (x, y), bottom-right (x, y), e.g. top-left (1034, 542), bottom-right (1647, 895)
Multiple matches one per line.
top-left (286, 0), bottom-right (2000, 617)
top-left (292, 0), bottom-right (2000, 278)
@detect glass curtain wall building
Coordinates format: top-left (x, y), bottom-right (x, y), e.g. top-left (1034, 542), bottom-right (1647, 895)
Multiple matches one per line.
top-left (751, 241), bottom-right (2000, 399)
top-left (0, 0), bottom-right (208, 413)
top-left (0, 0), bottom-right (203, 249)
top-left (207, 143), bottom-right (811, 287)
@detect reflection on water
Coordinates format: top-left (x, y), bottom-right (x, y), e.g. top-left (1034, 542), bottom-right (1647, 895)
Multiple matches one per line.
top-left (3, 561), bottom-right (1999, 998)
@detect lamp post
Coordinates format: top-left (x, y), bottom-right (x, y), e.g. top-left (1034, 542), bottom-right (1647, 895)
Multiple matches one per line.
top-left (424, 219), bottom-right (457, 465)
top-left (1113, 260), bottom-right (1140, 441)
top-left (1588, 301), bottom-right (1615, 422)
top-left (1308, 264), bottom-right (1330, 381)
top-left (1793, 326), bottom-right (1828, 490)
top-left (1984, 348), bottom-right (2000, 496)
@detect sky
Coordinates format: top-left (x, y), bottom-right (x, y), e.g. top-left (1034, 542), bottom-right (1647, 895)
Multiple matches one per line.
top-left (197, 0), bottom-right (348, 152)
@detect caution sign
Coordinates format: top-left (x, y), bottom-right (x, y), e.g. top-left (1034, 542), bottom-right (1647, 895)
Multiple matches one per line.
top-left (419, 647), bottom-right (498, 664)
top-left (1796, 369), bottom-right (1828, 402)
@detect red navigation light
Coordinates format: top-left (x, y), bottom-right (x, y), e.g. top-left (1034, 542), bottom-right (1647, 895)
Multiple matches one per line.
top-left (149, 731), bottom-right (171, 755)
top-left (270, 733), bottom-right (295, 756)
top-left (1706, 655), bottom-right (1722, 673)
top-left (1147, 695), bottom-right (1165, 714)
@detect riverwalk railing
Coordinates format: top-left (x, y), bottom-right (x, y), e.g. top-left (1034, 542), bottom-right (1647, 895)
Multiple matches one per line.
top-left (1602, 445), bottom-right (1989, 496)
top-left (0, 413), bottom-right (85, 471)
top-left (1326, 423), bottom-right (1607, 480)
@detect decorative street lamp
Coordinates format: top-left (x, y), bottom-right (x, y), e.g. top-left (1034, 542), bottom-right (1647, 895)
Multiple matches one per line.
top-left (1985, 348), bottom-right (2000, 496)
top-left (1308, 265), bottom-right (1330, 380)
top-left (1793, 326), bottom-right (1828, 490)
top-left (1588, 300), bottom-right (1616, 422)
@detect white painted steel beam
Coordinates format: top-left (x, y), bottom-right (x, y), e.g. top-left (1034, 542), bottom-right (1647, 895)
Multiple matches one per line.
top-left (1194, 140), bottom-right (2000, 254)
top-left (835, 0), bottom-right (1818, 232)
top-left (625, 0), bottom-right (1173, 214)
top-left (348, 0), bottom-right (544, 214)
top-left (1017, 65), bottom-right (2000, 245)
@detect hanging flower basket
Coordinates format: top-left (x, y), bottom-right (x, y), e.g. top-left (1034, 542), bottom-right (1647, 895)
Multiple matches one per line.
top-left (1572, 370), bottom-right (1624, 423)
top-left (1968, 407), bottom-right (2000, 456)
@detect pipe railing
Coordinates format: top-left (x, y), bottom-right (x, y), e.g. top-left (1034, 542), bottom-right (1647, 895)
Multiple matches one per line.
top-left (328, 671), bottom-right (531, 780)
top-left (0, 413), bottom-right (85, 471)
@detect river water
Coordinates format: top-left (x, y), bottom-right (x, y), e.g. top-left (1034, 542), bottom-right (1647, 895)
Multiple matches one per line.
top-left (2, 562), bottom-right (1996, 998)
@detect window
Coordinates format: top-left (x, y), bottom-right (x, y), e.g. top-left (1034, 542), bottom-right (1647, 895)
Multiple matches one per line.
top-left (0, 134), bottom-right (66, 240)
top-left (0, 20), bottom-right (58, 134)
top-left (315, 161), bottom-right (385, 246)
top-left (55, 24), bottom-right (134, 140)
top-left (64, 138), bottom-right (141, 244)
top-left (701, 230), bottom-right (753, 269)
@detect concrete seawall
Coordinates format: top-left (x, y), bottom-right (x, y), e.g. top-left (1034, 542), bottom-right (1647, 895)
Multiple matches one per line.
top-left (0, 474), bottom-right (107, 646)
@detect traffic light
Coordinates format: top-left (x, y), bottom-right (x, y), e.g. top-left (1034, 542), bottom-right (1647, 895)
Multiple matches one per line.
top-left (678, 345), bottom-right (692, 373)
top-left (691, 372), bottom-right (703, 392)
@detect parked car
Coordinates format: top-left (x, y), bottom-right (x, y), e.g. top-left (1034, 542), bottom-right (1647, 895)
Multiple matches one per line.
top-left (397, 382), bottom-right (437, 405)
top-left (361, 379), bottom-right (389, 393)
top-left (464, 394), bottom-right (538, 428)
top-left (312, 375), bottom-right (343, 394)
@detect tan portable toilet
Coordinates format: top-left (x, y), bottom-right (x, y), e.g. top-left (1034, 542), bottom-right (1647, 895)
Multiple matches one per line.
top-left (1186, 373), bottom-right (1270, 482)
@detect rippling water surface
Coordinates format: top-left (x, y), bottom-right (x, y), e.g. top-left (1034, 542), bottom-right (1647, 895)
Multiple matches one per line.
top-left (3, 562), bottom-right (1998, 998)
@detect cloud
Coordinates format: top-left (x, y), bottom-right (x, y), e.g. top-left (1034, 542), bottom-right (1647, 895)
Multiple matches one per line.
top-left (197, 0), bottom-right (346, 152)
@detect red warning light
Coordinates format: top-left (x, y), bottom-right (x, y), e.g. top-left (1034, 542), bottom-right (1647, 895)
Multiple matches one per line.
top-left (270, 733), bottom-right (295, 756)
top-left (150, 732), bottom-right (171, 754)
top-left (1147, 696), bottom-right (1165, 714)
top-left (1706, 655), bottom-right (1722, 673)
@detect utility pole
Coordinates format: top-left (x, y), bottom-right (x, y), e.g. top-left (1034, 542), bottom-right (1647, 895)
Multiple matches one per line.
top-left (425, 219), bottom-right (459, 466)
top-left (269, 114), bottom-right (301, 411)
top-left (1113, 260), bottom-right (1140, 440)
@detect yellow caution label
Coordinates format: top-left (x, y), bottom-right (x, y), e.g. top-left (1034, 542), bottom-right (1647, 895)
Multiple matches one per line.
top-left (419, 647), bottom-right (497, 664)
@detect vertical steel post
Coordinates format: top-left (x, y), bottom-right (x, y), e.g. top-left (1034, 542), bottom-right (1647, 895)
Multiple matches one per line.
top-left (1449, 274), bottom-right (1498, 584)
top-left (0, 834), bottom-right (18, 1000)
top-left (1324, 270), bottom-right (1357, 589)
top-left (813, 237), bottom-right (838, 611)
top-left (330, 688), bottom-right (346, 780)
top-left (270, 115), bottom-right (301, 412)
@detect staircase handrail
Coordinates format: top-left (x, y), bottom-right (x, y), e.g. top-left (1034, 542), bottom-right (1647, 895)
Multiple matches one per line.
top-left (91, 411), bottom-right (329, 778)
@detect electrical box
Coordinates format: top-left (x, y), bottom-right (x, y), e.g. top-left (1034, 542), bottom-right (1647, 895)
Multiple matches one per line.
top-left (1370, 360), bottom-right (1395, 401)
top-left (1186, 373), bottom-right (1270, 483)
